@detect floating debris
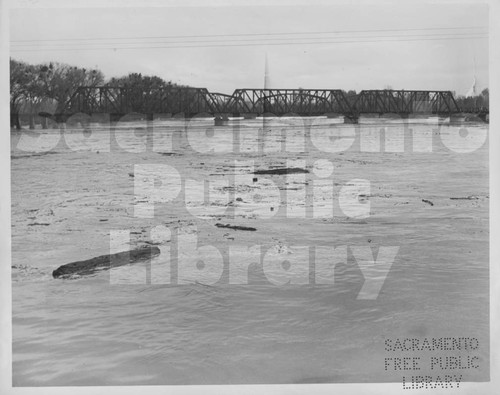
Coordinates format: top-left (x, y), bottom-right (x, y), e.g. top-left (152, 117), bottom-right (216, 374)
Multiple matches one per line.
top-left (52, 246), bottom-right (160, 279)
top-left (253, 168), bottom-right (309, 175)
top-left (358, 194), bottom-right (370, 202)
top-left (450, 196), bottom-right (479, 200)
top-left (143, 240), bottom-right (166, 246)
top-left (422, 199), bottom-right (434, 206)
top-left (158, 152), bottom-right (180, 156)
top-left (215, 223), bottom-right (257, 231)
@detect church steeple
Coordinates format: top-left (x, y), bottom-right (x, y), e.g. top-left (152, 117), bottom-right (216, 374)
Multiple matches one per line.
top-left (465, 56), bottom-right (477, 97)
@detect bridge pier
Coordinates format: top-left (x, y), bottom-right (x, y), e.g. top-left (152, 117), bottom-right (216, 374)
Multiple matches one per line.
top-left (344, 116), bottom-right (359, 124)
top-left (478, 113), bottom-right (489, 123)
top-left (110, 113), bottom-right (124, 123)
top-left (326, 113), bottom-right (340, 119)
top-left (214, 115), bottom-right (229, 126)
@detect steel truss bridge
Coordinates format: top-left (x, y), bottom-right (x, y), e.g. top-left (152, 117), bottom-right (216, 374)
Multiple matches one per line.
top-left (54, 86), bottom-right (477, 122)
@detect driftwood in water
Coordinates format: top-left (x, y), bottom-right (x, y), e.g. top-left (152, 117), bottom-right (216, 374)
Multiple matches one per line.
top-left (52, 246), bottom-right (161, 279)
top-left (450, 196), bottom-right (479, 200)
top-left (215, 223), bottom-right (257, 231)
top-left (253, 168), bottom-right (309, 175)
top-left (422, 199), bottom-right (434, 206)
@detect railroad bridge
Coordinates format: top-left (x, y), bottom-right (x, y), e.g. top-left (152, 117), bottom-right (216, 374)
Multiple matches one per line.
top-left (54, 86), bottom-right (465, 123)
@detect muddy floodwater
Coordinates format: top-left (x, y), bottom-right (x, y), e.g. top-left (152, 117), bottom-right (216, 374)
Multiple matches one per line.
top-left (11, 117), bottom-right (489, 385)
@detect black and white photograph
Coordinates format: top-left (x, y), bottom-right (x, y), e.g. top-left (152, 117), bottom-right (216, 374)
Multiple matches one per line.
top-left (1, 0), bottom-right (498, 393)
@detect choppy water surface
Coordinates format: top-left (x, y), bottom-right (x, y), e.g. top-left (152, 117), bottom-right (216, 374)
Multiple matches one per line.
top-left (11, 117), bottom-right (489, 385)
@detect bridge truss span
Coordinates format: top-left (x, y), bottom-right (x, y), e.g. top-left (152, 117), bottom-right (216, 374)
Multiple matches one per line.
top-left (56, 86), bottom-right (464, 122)
top-left (63, 86), bottom-right (226, 117)
top-left (353, 90), bottom-right (460, 116)
top-left (223, 89), bottom-right (354, 116)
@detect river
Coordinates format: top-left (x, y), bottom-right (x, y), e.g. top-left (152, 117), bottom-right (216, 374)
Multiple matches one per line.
top-left (11, 116), bottom-right (489, 385)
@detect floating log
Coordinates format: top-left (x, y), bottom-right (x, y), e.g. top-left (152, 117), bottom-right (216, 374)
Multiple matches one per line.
top-left (450, 196), bottom-right (479, 200)
top-left (215, 223), bottom-right (257, 231)
top-left (253, 168), bottom-right (309, 175)
top-left (158, 152), bottom-right (180, 156)
top-left (52, 246), bottom-right (160, 279)
top-left (422, 199), bottom-right (434, 206)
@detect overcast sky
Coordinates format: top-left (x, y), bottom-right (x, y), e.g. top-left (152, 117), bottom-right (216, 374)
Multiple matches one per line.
top-left (9, 2), bottom-right (489, 95)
